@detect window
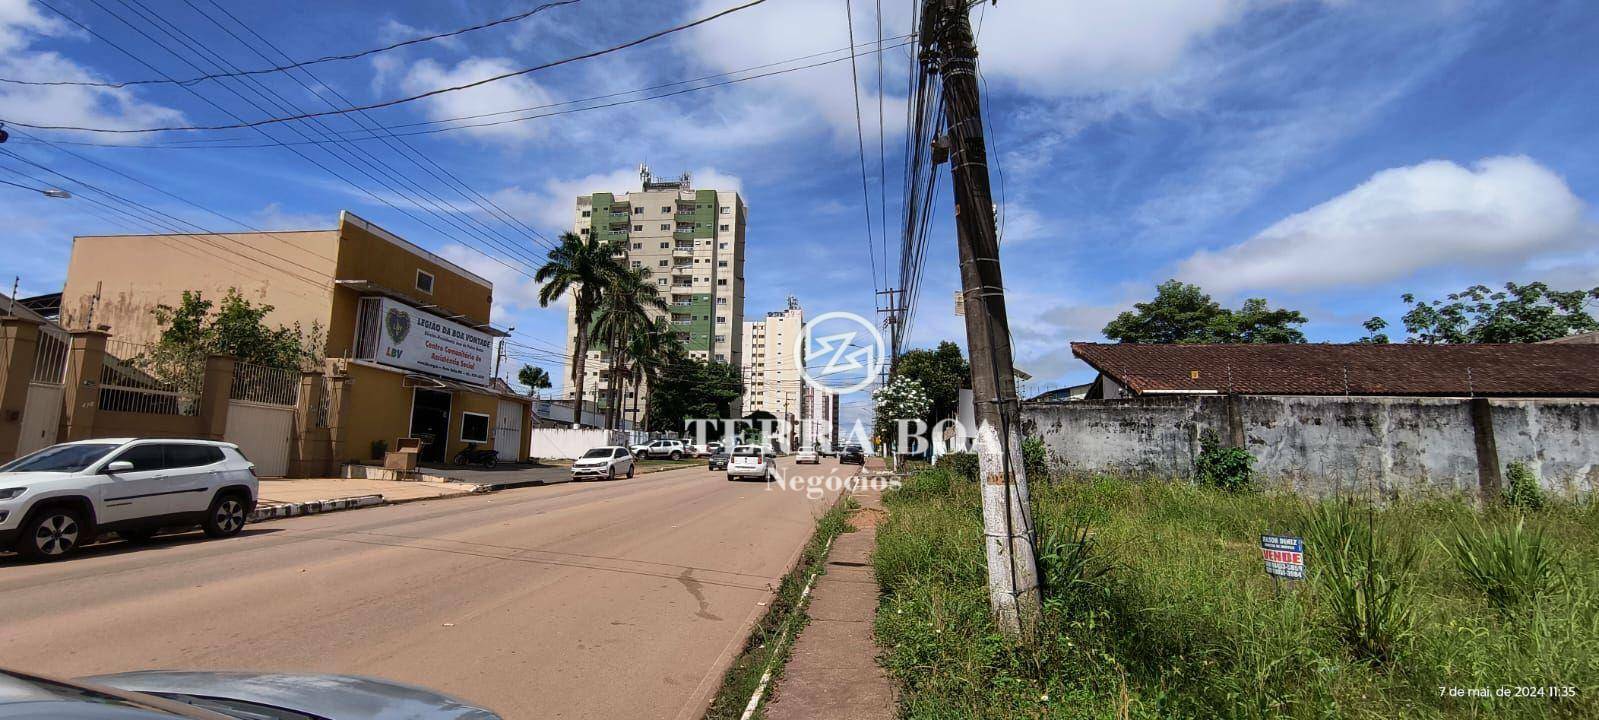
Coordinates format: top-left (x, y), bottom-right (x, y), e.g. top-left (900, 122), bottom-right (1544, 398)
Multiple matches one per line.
top-left (719, 224), bottom-right (730, 231)
top-left (716, 297), bottom-right (728, 305)
top-left (720, 206), bottom-right (730, 214)
top-left (658, 279), bottom-right (667, 286)
top-left (581, 228), bottom-right (589, 235)
top-left (660, 223), bottom-right (670, 231)
top-left (632, 242), bottom-right (642, 250)
top-left (716, 316), bottom-right (727, 323)
top-left (719, 242), bottom-right (728, 249)
top-left (661, 206), bottom-right (671, 213)
top-left (633, 224), bottom-right (643, 231)
top-left (718, 260), bottom-right (728, 267)
top-left (460, 413), bottom-right (490, 443)
top-left (631, 260), bottom-right (641, 269)
top-left (0, 442), bottom-right (117, 473)
top-left (634, 206), bottom-right (644, 215)
top-left (714, 335), bottom-right (727, 342)
top-left (415, 269), bottom-right (435, 294)
top-left (581, 210), bottom-right (591, 217)
top-left (660, 242), bottom-right (670, 249)
top-left (108, 444), bottom-right (166, 472)
top-left (659, 260), bottom-right (668, 267)
top-left (717, 279), bottom-right (728, 286)
top-left (167, 444), bottom-right (224, 468)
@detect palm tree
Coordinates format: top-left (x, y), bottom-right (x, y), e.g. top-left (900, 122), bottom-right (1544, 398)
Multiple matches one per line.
top-left (536, 232), bottom-right (621, 427)
top-left (625, 316), bottom-right (683, 431)
top-left (517, 365), bottom-right (552, 398)
top-left (590, 267), bottom-right (668, 428)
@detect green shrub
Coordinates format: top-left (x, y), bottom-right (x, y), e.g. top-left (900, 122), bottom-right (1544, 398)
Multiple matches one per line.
top-left (1450, 517), bottom-right (1562, 614)
top-left (1022, 435), bottom-right (1049, 481)
top-left (1195, 429), bottom-right (1254, 492)
top-left (934, 451), bottom-right (979, 482)
top-left (1303, 500), bottom-right (1417, 663)
top-left (1503, 461), bottom-right (1545, 510)
top-left (1034, 519), bottom-right (1106, 608)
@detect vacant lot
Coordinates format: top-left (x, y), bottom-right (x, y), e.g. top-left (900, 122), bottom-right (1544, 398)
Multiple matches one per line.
top-left (874, 470), bottom-right (1599, 719)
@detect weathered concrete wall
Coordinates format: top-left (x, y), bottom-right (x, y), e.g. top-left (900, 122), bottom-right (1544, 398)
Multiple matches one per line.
top-left (1023, 395), bottom-right (1599, 497)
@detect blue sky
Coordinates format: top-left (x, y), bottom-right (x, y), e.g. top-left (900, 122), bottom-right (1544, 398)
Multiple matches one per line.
top-left (2, 0), bottom-right (1596, 429)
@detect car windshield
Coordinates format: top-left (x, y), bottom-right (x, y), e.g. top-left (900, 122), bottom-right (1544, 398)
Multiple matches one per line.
top-left (0, 443), bottom-right (119, 473)
top-left (581, 448), bottom-right (613, 459)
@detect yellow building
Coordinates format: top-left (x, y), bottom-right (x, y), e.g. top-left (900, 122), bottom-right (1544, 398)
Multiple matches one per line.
top-left (60, 211), bottom-right (530, 468)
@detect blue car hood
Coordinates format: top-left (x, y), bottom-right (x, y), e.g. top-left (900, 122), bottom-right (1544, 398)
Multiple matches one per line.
top-left (83, 671), bottom-right (500, 720)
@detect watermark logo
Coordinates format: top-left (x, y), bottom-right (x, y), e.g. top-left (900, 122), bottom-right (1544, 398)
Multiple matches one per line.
top-left (796, 311), bottom-right (885, 396)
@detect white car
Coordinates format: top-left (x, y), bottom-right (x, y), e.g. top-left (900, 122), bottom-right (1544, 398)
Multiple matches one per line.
top-left (631, 440), bottom-right (687, 460)
top-left (571, 446), bottom-right (635, 481)
top-left (726, 446), bottom-right (775, 481)
top-left (0, 438), bottom-right (258, 561)
top-left (688, 441), bottom-right (724, 458)
top-left (795, 448), bottom-right (820, 464)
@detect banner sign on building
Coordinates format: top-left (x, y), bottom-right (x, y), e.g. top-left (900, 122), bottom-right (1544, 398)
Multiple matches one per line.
top-left (1261, 535), bottom-right (1305, 579)
top-left (371, 297), bottom-right (492, 386)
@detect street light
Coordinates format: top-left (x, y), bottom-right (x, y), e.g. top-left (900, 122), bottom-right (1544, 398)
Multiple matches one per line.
top-left (0, 178), bottom-right (71, 199)
top-left (43, 189), bottom-right (71, 199)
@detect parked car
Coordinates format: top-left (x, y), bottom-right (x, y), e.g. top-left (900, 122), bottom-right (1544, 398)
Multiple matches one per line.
top-left (631, 439), bottom-right (687, 460)
top-left (0, 666), bottom-right (501, 719)
top-left (688, 441), bottom-right (724, 458)
top-left (839, 444), bottom-right (866, 465)
top-left (726, 446), bottom-right (775, 481)
top-left (706, 448), bottom-right (730, 471)
top-left (571, 446), bottom-right (635, 481)
top-left (794, 447), bottom-right (820, 464)
top-left (0, 438), bottom-right (258, 561)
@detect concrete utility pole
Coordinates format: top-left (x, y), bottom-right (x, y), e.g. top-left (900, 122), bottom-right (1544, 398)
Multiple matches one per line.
top-left (924, 0), bottom-right (1041, 640)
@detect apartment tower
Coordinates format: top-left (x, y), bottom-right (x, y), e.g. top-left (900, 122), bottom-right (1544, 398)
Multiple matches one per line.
top-left (740, 297), bottom-right (805, 442)
top-left (565, 167), bottom-right (747, 424)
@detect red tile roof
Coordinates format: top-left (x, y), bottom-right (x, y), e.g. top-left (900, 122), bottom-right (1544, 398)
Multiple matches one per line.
top-left (1071, 342), bottom-right (1599, 397)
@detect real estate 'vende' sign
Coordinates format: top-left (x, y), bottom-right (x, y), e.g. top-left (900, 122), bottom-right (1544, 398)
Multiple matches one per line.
top-left (372, 296), bottom-right (492, 386)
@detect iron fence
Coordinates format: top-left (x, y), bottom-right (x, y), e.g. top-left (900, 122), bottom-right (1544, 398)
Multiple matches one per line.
top-left (98, 339), bottom-right (201, 416)
top-left (31, 328), bottom-right (68, 384)
top-left (230, 361), bottom-right (300, 406)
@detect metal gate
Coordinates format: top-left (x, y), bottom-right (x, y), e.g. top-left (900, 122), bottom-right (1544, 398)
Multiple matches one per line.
top-left (225, 400), bottom-right (295, 477)
top-left (17, 382), bottom-right (64, 457)
top-left (223, 362), bottom-right (300, 477)
top-left (495, 399), bottom-right (524, 462)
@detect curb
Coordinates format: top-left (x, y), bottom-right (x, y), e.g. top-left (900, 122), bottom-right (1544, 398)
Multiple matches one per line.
top-left (248, 494), bottom-right (383, 523)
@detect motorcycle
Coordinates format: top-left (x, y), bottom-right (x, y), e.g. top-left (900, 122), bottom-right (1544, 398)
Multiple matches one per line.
top-left (453, 443), bottom-right (500, 468)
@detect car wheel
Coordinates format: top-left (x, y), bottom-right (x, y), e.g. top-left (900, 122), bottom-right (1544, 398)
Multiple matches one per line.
top-left (626, 463), bottom-right (635, 478)
top-left (18, 506), bottom-right (87, 561)
top-left (727, 474), bottom-right (736, 482)
top-left (669, 451), bottom-right (682, 460)
top-left (203, 492), bottom-right (249, 538)
top-left (119, 527), bottom-right (159, 544)
top-left (608, 466), bottom-right (617, 481)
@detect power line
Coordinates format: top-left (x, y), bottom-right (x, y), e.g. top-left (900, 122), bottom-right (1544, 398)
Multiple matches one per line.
top-left (0, 1), bottom-right (581, 88)
top-left (2, 0), bottom-right (771, 134)
top-left (12, 38), bottom-right (917, 150)
top-left (843, 0), bottom-right (880, 302)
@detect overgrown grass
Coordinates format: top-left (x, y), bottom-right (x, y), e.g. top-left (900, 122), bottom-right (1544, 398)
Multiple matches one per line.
top-left (703, 495), bottom-right (856, 720)
top-left (875, 470), bottom-right (1599, 719)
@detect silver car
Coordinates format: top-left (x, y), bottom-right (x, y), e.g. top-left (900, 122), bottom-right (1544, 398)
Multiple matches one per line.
top-left (570, 446), bottom-right (635, 481)
top-left (0, 667), bottom-right (501, 719)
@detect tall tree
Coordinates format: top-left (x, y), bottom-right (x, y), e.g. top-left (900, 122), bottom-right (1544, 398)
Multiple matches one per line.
top-left (624, 316), bottom-right (681, 430)
top-left (1393, 282), bottom-right (1599, 344)
top-left (1102, 280), bottom-right (1307, 344)
top-left (590, 266), bottom-right (667, 428)
top-left (893, 341), bottom-right (969, 430)
top-left (645, 353), bottom-right (744, 434)
top-left (535, 231), bottom-right (621, 427)
top-left (517, 365), bottom-right (552, 398)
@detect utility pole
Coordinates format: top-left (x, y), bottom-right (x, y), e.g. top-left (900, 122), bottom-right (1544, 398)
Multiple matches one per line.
top-left (923, 0), bottom-right (1041, 640)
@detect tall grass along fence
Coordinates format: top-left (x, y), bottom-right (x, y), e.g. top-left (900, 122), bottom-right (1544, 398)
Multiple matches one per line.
top-left (874, 469), bottom-right (1599, 719)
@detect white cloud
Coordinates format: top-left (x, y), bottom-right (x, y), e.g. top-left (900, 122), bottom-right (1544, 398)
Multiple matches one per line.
top-left (399, 57), bottom-right (561, 142)
top-left (437, 243), bottom-right (553, 325)
top-left (489, 165), bottom-right (744, 231)
top-left (0, 0), bottom-right (185, 142)
top-left (972, 0), bottom-right (1254, 96)
top-left (677, 0), bottom-right (910, 145)
top-left (250, 202), bottom-right (329, 231)
top-left (1174, 156), bottom-right (1594, 294)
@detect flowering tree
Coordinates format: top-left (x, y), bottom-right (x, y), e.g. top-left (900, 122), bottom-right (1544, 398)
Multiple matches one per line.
top-left (872, 376), bottom-right (931, 456)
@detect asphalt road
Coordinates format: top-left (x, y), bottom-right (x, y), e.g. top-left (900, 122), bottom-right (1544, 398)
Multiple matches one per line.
top-left (0, 458), bottom-right (859, 719)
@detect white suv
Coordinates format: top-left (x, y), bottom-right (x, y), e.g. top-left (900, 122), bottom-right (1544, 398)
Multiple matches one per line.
top-left (632, 440), bottom-right (687, 460)
top-left (0, 438), bottom-right (259, 561)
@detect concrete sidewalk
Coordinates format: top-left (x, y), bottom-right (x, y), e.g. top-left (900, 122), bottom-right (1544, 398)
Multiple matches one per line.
top-left (763, 488), bottom-right (896, 720)
top-left (250, 477), bottom-right (479, 522)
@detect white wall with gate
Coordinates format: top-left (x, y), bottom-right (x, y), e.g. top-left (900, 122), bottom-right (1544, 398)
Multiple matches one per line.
top-left (527, 428), bottom-right (616, 460)
top-left (224, 401), bottom-right (295, 477)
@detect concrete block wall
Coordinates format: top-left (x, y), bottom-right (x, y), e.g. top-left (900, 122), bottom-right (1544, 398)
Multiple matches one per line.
top-left (1024, 395), bottom-right (1599, 498)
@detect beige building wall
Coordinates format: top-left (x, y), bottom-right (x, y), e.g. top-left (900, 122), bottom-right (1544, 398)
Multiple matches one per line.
top-left (741, 303), bottom-right (804, 427)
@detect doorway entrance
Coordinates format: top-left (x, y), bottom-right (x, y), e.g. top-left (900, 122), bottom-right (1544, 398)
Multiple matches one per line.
top-left (410, 389), bottom-right (452, 463)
